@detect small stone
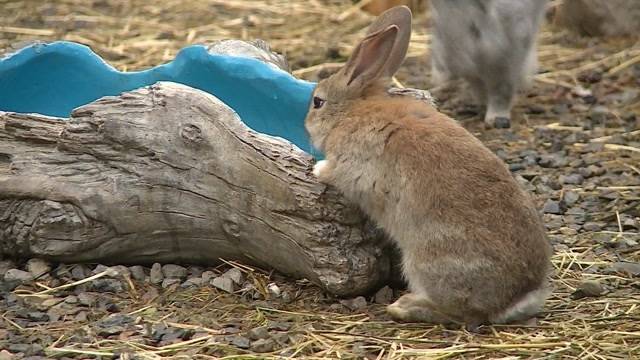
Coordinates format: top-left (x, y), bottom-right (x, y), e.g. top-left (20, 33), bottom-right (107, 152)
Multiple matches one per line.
top-left (91, 279), bottom-right (123, 292)
top-left (75, 311), bottom-right (88, 322)
top-left (188, 266), bottom-right (204, 277)
top-left (223, 268), bottom-right (245, 284)
top-left (247, 326), bottom-right (270, 340)
top-left (571, 280), bottom-right (605, 299)
top-left (201, 271), bottom-right (215, 283)
top-left (162, 264), bottom-right (188, 279)
top-left (607, 262), bottom-right (640, 276)
top-left (0, 260), bottom-right (16, 277)
top-left (508, 163), bottom-right (525, 172)
top-left (583, 222), bottom-right (603, 232)
top-left (559, 174), bottom-right (584, 185)
top-left (227, 335), bottom-right (251, 349)
top-left (267, 321), bottom-right (292, 331)
top-left (272, 333), bottom-right (290, 345)
top-left (181, 277), bottom-right (204, 288)
top-left (26, 311), bottom-right (49, 322)
top-left (538, 154), bottom-right (568, 168)
top-left (8, 343), bottom-right (30, 353)
top-left (129, 265), bottom-right (146, 281)
top-left (542, 199), bottom-right (566, 215)
top-left (250, 338), bottom-right (276, 353)
top-left (65, 295), bottom-right (78, 304)
top-left (374, 286), bottom-right (394, 304)
top-left (4, 269), bottom-right (33, 282)
top-left (71, 264), bottom-right (91, 280)
top-left (41, 297), bottom-right (64, 308)
top-left (162, 278), bottom-right (181, 288)
top-left (26, 259), bottom-right (51, 278)
top-left (0, 350), bottom-right (13, 360)
top-left (340, 296), bottom-right (368, 311)
top-left (211, 276), bottom-right (235, 293)
top-left (527, 104), bottom-right (546, 114)
top-left (78, 292), bottom-right (98, 307)
top-left (95, 314), bottom-right (133, 336)
top-left (267, 283), bottom-right (281, 298)
top-left (93, 264), bottom-right (109, 274)
top-left (150, 263), bottom-right (164, 285)
top-left (562, 191), bottom-right (580, 206)
top-left (109, 265), bottom-right (131, 278)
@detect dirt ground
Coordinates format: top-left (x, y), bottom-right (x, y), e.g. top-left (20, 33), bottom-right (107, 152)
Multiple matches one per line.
top-left (1, 0), bottom-right (639, 359)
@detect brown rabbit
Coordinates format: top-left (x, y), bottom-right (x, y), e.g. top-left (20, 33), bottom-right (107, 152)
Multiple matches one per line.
top-left (305, 6), bottom-right (552, 327)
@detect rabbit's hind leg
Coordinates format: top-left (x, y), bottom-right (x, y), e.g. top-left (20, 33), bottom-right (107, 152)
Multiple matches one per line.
top-left (386, 293), bottom-right (457, 325)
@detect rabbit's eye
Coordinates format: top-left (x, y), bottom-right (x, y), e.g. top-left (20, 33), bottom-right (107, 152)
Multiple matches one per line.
top-left (313, 96), bottom-right (326, 109)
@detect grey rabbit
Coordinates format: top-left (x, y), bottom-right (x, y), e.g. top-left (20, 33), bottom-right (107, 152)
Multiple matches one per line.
top-left (429, 0), bottom-right (548, 128)
top-left (306, 6), bottom-right (552, 328)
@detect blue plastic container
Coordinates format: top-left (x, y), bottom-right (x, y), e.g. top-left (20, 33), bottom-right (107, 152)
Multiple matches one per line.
top-left (0, 41), bottom-right (319, 157)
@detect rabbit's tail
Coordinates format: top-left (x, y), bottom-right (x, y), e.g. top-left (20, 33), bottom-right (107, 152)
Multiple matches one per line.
top-left (489, 284), bottom-right (551, 324)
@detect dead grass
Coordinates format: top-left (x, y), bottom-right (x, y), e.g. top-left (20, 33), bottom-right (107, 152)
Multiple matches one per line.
top-left (1, 0), bottom-right (640, 359)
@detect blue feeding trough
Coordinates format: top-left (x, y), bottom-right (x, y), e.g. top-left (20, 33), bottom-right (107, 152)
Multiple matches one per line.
top-left (0, 41), bottom-right (320, 157)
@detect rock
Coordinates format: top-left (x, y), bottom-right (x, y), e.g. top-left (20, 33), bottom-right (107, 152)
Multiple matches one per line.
top-left (559, 173), bottom-right (584, 185)
top-left (24, 311), bottom-right (49, 322)
top-left (250, 338), bottom-right (276, 353)
top-left (201, 271), bottom-right (215, 283)
top-left (75, 311), bottom-right (88, 322)
top-left (109, 265), bottom-right (131, 278)
top-left (543, 199), bottom-right (566, 215)
top-left (71, 264), bottom-right (91, 280)
top-left (95, 314), bottom-right (134, 336)
top-left (607, 262), bottom-right (640, 277)
top-left (374, 286), bottom-right (394, 304)
top-left (4, 269), bottom-right (34, 282)
top-left (272, 333), bottom-right (290, 345)
top-left (340, 296), bottom-right (368, 311)
top-left (64, 295), bottom-right (78, 304)
top-left (562, 191), bottom-right (580, 206)
top-left (226, 335), bottom-right (251, 349)
top-left (188, 266), bottom-right (204, 278)
top-left (571, 280), bottom-right (605, 299)
top-left (161, 278), bottom-right (181, 288)
top-left (40, 297), bottom-right (64, 309)
top-left (78, 292), bottom-right (98, 307)
top-left (223, 268), bottom-right (245, 284)
top-left (181, 277), bottom-right (204, 288)
top-left (267, 283), bottom-right (281, 298)
top-left (162, 264), bottom-right (188, 279)
top-left (211, 276), bottom-right (235, 293)
top-left (93, 264), bottom-right (109, 274)
top-left (267, 321), bottom-right (292, 331)
top-left (0, 260), bottom-right (16, 277)
top-left (129, 265), bottom-right (146, 281)
top-left (247, 326), bottom-right (270, 340)
top-left (150, 263), bottom-right (164, 285)
top-left (91, 279), bottom-right (123, 293)
top-left (25, 259), bottom-right (51, 278)
top-left (538, 154), bottom-right (568, 168)
top-left (583, 222), bottom-right (604, 232)
top-left (0, 350), bottom-right (13, 360)
top-left (7, 343), bottom-right (30, 354)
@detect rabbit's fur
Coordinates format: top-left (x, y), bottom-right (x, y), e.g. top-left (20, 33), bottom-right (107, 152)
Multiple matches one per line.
top-left (429, 0), bottom-right (548, 128)
top-left (305, 6), bottom-right (551, 327)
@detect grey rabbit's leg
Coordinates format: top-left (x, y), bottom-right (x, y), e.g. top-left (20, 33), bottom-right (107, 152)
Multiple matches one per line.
top-left (386, 293), bottom-right (458, 324)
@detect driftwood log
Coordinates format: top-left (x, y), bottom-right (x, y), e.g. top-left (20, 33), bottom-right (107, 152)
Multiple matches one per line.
top-left (0, 81), bottom-right (400, 297)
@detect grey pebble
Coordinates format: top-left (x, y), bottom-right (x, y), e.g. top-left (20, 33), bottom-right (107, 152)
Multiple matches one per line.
top-left (223, 268), bottom-right (245, 284)
top-left (247, 326), bottom-right (270, 340)
top-left (162, 264), bottom-right (188, 279)
top-left (543, 199), bottom-right (566, 215)
top-left (129, 265), bottom-right (146, 281)
top-left (78, 292), bottom-right (98, 307)
top-left (71, 264), bottom-right (91, 280)
top-left (374, 286), bottom-right (394, 304)
top-left (340, 296), bottom-right (368, 311)
top-left (162, 278), bottom-right (181, 288)
top-left (211, 276), bottom-right (235, 293)
top-left (26, 258), bottom-right (51, 278)
top-left (250, 338), bottom-right (276, 353)
top-left (571, 280), bottom-right (605, 299)
top-left (4, 269), bottom-right (34, 282)
top-left (226, 335), bottom-right (251, 349)
top-left (150, 263), bottom-right (164, 285)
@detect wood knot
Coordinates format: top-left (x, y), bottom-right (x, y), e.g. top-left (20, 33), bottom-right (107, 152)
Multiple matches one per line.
top-left (180, 124), bottom-right (203, 144)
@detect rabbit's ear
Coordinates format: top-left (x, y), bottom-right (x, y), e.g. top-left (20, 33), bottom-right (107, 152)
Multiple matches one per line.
top-left (364, 5), bottom-right (412, 77)
top-left (343, 24), bottom-right (400, 87)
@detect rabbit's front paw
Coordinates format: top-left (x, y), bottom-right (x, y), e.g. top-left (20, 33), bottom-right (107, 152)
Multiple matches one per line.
top-left (312, 160), bottom-right (331, 180)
